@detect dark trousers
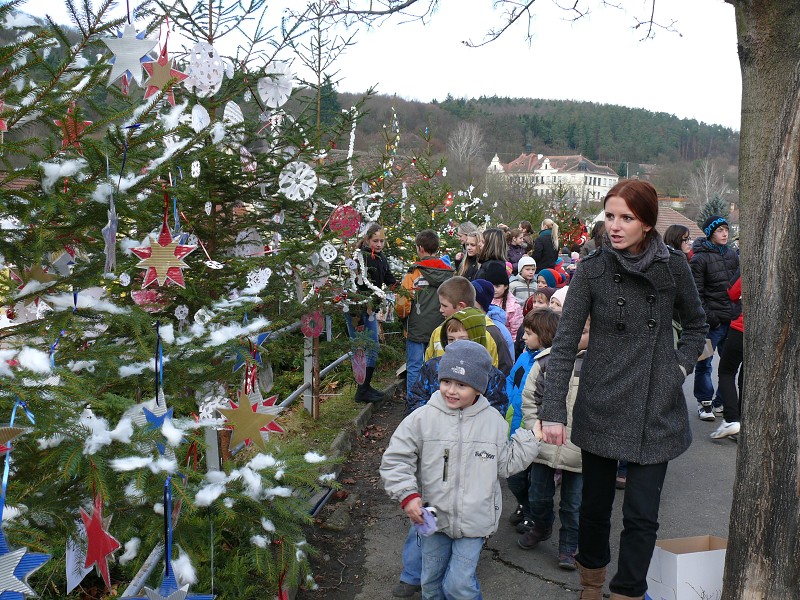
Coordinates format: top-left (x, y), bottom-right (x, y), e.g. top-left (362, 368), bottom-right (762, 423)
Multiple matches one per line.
top-left (717, 327), bottom-right (743, 423)
top-left (577, 451), bottom-right (668, 597)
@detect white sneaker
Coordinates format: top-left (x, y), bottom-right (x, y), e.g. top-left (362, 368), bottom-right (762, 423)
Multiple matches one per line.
top-left (698, 403), bottom-right (715, 421)
top-left (710, 420), bottom-right (740, 439)
top-left (712, 403), bottom-right (724, 415)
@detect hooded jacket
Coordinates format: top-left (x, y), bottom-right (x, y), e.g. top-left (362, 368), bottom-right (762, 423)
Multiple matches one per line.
top-left (539, 243), bottom-right (708, 464)
top-left (689, 238), bottom-right (740, 329)
top-left (380, 391), bottom-right (539, 539)
top-left (396, 257), bottom-right (454, 343)
top-left (522, 348), bottom-right (585, 472)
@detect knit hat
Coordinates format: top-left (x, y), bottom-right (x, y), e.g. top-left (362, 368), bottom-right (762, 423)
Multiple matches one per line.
top-left (550, 286), bottom-right (569, 310)
top-left (523, 287), bottom-right (555, 315)
top-left (570, 252), bottom-right (580, 263)
top-left (481, 261), bottom-right (510, 286)
top-left (702, 215), bottom-right (729, 239)
top-left (440, 307), bottom-right (487, 349)
top-left (471, 279), bottom-right (495, 312)
top-left (517, 256), bottom-right (537, 273)
top-left (438, 339), bottom-right (492, 394)
top-left (537, 268), bottom-right (566, 289)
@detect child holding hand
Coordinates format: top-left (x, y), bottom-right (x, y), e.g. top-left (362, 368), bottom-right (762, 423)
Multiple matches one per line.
top-left (381, 340), bottom-right (540, 599)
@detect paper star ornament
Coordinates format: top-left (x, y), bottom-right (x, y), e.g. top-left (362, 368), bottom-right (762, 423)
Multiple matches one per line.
top-left (54, 101), bottom-right (92, 155)
top-left (0, 426), bottom-right (25, 455)
top-left (0, 536), bottom-right (49, 599)
top-left (218, 390), bottom-right (278, 452)
top-left (131, 214), bottom-right (196, 288)
top-left (102, 25), bottom-right (157, 86)
top-left (143, 44), bottom-right (188, 106)
top-left (80, 494), bottom-right (121, 590)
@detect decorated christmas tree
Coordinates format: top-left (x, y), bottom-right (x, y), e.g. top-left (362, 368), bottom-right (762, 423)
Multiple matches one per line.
top-left (0, 0), bottom-right (383, 596)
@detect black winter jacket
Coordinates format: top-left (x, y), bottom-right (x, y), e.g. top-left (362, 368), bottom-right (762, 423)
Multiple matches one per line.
top-left (532, 230), bottom-right (559, 271)
top-left (689, 240), bottom-right (740, 329)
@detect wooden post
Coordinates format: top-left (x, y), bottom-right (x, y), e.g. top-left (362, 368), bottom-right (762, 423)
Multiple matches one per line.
top-left (312, 333), bottom-right (320, 419)
top-left (303, 335), bottom-right (313, 415)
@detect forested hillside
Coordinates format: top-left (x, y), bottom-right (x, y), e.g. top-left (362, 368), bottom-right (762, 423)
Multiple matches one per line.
top-left (339, 92), bottom-right (739, 171)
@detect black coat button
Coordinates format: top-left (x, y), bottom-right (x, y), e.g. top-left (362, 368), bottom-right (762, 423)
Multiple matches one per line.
top-left (616, 321), bottom-right (626, 331)
top-left (646, 295), bottom-right (656, 304)
top-left (613, 274), bottom-right (622, 283)
top-left (617, 297), bottom-right (626, 306)
top-left (648, 319), bottom-right (657, 328)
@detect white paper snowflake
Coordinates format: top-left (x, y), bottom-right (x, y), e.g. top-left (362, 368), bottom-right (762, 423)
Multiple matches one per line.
top-left (185, 42), bottom-right (225, 98)
top-left (204, 202), bottom-right (212, 216)
top-left (319, 243), bottom-right (338, 263)
top-left (191, 104), bottom-right (211, 132)
top-left (119, 273), bottom-right (131, 286)
top-left (175, 305), bottom-right (189, 320)
top-left (191, 160), bottom-right (201, 177)
top-left (278, 161), bottom-right (317, 201)
top-left (258, 61), bottom-right (293, 108)
top-left (246, 267), bottom-right (272, 292)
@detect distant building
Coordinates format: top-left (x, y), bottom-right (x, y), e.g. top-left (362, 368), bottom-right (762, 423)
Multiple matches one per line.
top-left (487, 152), bottom-right (619, 207)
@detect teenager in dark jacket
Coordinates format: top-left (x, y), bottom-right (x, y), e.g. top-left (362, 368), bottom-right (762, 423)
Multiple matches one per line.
top-left (348, 222), bottom-right (397, 402)
top-left (532, 218), bottom-right (560, 270)
top-left (689, 216), bottom-right (740, 420)
top-left (540, 180), bottom-right (707, 600)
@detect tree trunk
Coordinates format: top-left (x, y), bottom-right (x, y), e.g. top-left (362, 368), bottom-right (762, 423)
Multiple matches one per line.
top-left (725, 2), bottom-right (800, 597)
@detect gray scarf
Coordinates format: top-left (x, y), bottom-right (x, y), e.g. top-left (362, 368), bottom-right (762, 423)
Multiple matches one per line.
top-left (603, 231), bottom-right (670, 273)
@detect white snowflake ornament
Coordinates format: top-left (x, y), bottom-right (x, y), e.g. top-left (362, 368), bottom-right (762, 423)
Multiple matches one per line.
top-left (191, 104), bottom-right (211, 132)
top-left (258, 61), bottom-right (293, 108)
top-left (119, 273), bottom-right (131, 286)
top-left (185, 42), bottom-right (225, 98)
top-left (246, 267), bottom-right (272, 293)
top-left (319, 243), bottom-right (338, 264)
top-left (191, 161), bottom-right (201, 177)
top-left (278, 161), bottom-right (317, 201)
top-left (204, 202), bottom-right (212, 216)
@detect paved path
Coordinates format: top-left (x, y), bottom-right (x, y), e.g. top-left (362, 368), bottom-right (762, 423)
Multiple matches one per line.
top-left (355, 370), bottom-right (736, 599)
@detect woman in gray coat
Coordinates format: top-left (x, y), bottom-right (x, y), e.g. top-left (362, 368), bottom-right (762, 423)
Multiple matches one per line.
top-left (539, 180), bottom-right (708, 600)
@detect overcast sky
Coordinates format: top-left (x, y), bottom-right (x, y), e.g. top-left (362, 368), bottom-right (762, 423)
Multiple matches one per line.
top-left (18, 0), bottom-right (742, 130)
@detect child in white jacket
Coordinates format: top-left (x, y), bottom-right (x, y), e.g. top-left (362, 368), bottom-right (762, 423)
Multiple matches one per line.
top-left (380, 340), bottom-right (540, 599)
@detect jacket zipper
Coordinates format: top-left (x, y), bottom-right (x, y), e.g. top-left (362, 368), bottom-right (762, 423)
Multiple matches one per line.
top-left (442, 449), bottom-right (449, 482)
top-left (453, 410), bottom-right (463, 536)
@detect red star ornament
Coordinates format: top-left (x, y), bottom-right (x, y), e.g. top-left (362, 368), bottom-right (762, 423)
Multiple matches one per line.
top-left (54, 101), bottom-right (92, 155)
top-left (80, 494), bottom-right (121, 590)
top-left (131, 215), bottom-right (196, 289)
top-left (142, 44), bottom-right (188, 107)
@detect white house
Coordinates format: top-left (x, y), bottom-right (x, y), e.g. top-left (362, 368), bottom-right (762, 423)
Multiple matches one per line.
top-left (487, 152), bottom-right (619, 206)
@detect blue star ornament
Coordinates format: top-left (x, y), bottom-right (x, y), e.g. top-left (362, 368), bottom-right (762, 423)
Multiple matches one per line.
top-left (0, 529), bottom-right (50, 600)
top-left (144, 406), bottom-right (175, 455)
top-left (102, 25), bottom-right (157, 86)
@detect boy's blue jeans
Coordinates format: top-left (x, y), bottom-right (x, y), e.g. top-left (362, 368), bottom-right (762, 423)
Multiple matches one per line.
top-left (420, 532), bottom-right (484, 600)
top-left (344, 310), bottom-right (379, 367)
top-left (400, 526), bottom-right (422, 586)
top-left (693, 324), bottom-right (729, 404)
top-left (528, 462), bottom-right (582, 554)
top-left (406, 341), bottom-right (426, 400)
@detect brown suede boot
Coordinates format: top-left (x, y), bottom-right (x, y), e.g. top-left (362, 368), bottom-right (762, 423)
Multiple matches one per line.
top-left (576, 561), bottom-right (606, 600)
top-left (609, 594), bottom-right (644, 600)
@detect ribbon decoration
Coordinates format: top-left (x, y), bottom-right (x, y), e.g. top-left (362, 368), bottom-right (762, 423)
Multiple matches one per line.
top-left (154, 320), bottom-right (164, 405)
top-left (0, 400), bottom-right (35, 521)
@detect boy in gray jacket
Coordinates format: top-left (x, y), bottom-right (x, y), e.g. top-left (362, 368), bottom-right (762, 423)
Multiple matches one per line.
top-left (380, 340), bottom-right (540, 599)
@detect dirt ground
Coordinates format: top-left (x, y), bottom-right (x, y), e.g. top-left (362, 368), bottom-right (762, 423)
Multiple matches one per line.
top-left (297, 387), bottom-right (405, 599)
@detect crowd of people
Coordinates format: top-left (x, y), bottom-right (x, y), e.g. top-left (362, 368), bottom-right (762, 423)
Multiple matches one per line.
top-left (348, 182), bottom-right (743, 600)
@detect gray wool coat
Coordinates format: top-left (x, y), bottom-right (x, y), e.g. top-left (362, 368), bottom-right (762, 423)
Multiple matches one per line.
top-left (539, 245), bottom-right (708, 464)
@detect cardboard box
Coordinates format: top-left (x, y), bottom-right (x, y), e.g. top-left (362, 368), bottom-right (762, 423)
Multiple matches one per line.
top-left (645, 535), bottom-right (727, 600)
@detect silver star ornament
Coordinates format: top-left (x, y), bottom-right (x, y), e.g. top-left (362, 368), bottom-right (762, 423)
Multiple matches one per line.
top-left (102, 25), bottom-right (158, 86)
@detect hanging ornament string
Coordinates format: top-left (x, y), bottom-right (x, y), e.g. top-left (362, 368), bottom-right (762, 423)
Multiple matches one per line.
top-left (178, 210), bottom-right (218, 264)
top-left (0, 399), bottom-right (35, 521)
top-left (48, 292), bottom-right (77, 367)
top-left (117, 123), bottom-right (141, 190)
top-left (154, 320), bottom-right (163, 405)
top-left (170, 167), bottom-right (183, 235)
top-left (163, 476), bottom-right (173, 578)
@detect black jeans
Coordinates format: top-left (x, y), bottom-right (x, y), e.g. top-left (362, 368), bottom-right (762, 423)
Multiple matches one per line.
top-left (577, 451), bottom-right (668, 597)
top-left (717, 327), bottom-right (743, 423)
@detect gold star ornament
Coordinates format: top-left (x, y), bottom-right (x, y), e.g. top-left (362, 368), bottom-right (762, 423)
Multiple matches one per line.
top-left (131, 213), bottom-right (196, 288)
top-left (218, 390), bottom-right (276, 452)
top-left (143, 43), bottom-right (188, 107)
